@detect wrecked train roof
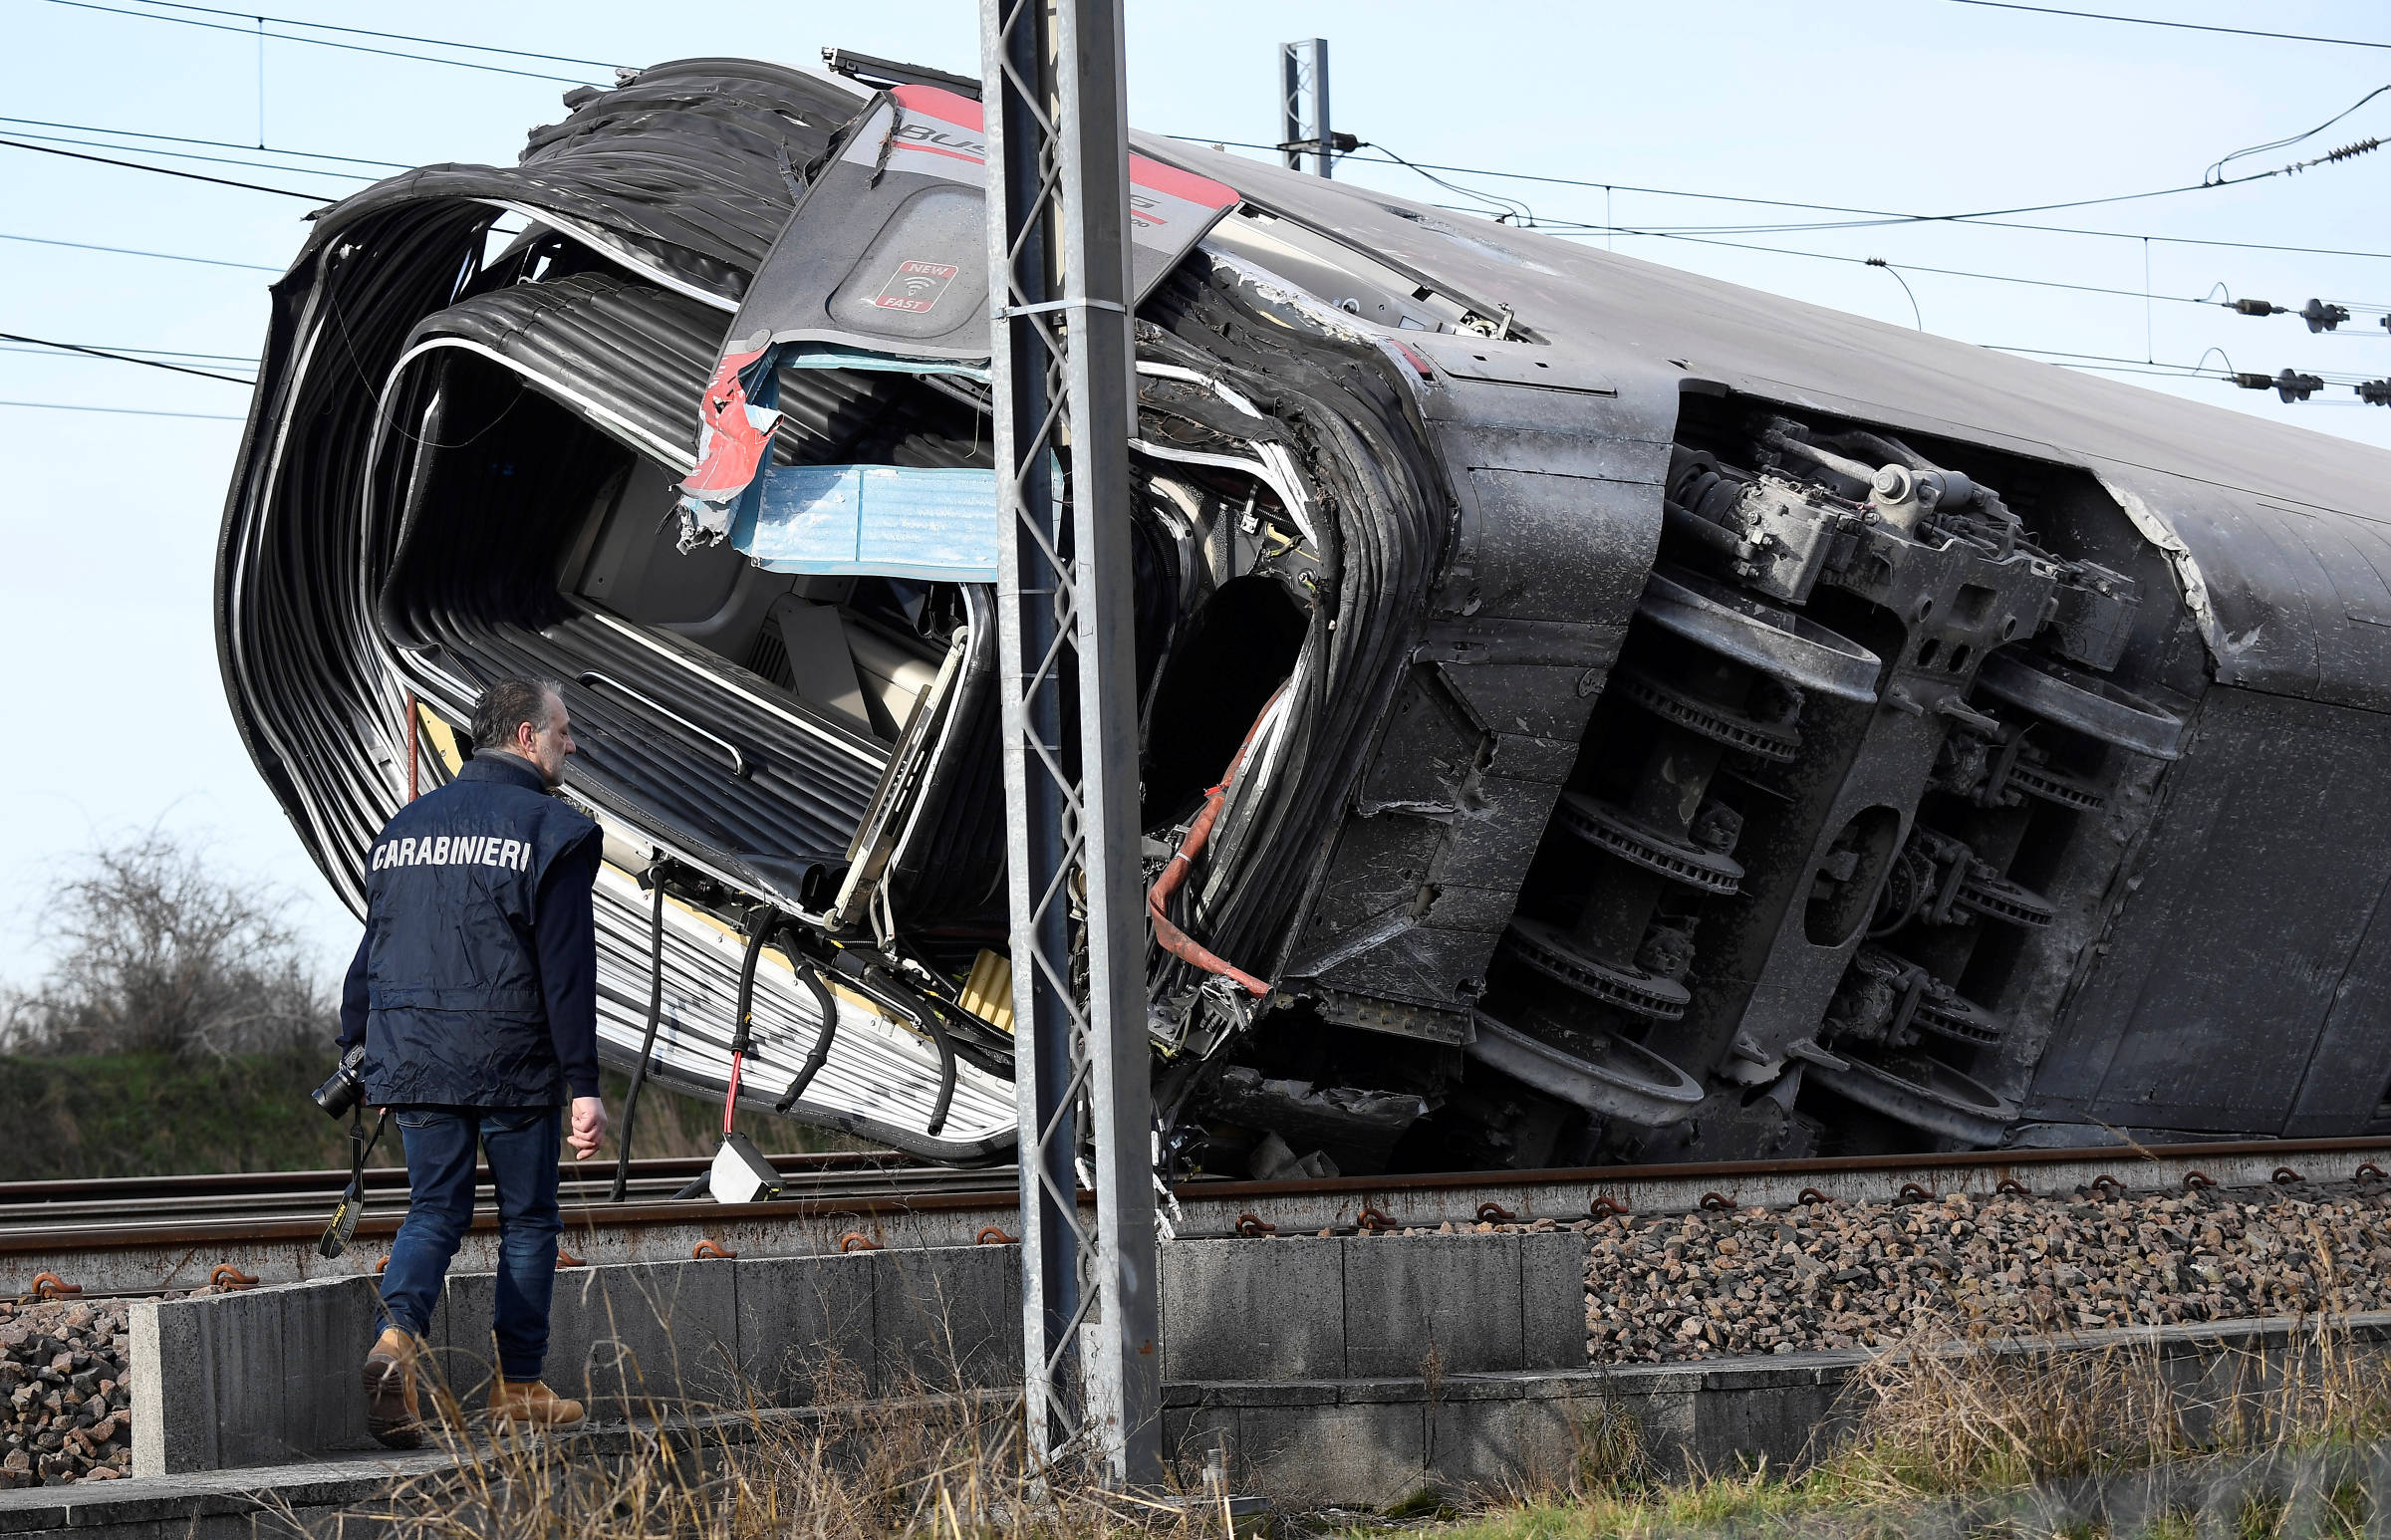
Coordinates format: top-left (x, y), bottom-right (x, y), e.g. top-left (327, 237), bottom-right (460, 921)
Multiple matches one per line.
top-left (1140, 142), bottom-right (2391, 714)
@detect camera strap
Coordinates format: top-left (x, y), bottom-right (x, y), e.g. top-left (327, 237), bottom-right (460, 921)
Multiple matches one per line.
top-left (317, 1107), bottom-right (390, 1260)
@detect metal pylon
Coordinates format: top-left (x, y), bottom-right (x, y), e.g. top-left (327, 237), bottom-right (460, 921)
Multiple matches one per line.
top-left (1279, 38), bottom-right (1332, 176)
top-left (979, 0), bottom-right (1162, 1489)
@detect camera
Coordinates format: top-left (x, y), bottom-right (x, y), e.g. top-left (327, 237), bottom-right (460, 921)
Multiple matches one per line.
top-left (313, 1045), bottom-right (368, 1121)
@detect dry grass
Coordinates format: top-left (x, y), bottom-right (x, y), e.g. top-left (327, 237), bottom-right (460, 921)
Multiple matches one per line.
top-left (337, 1333), bottom-right (1232, 1540)
top-left (319, 1225), bottom-right (2391, 1540)
top-left (1826, 1313), bottom-right (2391, 1497)
top-left (1421, 1308), bottom-right (2391, 1538)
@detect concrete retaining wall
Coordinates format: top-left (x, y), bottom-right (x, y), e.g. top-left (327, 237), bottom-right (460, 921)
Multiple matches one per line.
top-left (131, 1230), bottom-right (1586, 1477)
top-left (131, 1243), bottom-right (1025, 1476)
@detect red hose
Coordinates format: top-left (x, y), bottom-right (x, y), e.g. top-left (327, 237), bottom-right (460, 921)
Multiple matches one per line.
top-left (1147, 694), bottom-right (1281, 998)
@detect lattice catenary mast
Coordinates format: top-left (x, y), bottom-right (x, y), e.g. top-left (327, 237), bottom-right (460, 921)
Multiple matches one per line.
top-left (978, 0), bottom-right (1163, 1488)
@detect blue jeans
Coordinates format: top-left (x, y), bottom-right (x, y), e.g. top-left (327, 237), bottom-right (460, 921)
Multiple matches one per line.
top-left (378, 1106), bottom-right (563, 1383)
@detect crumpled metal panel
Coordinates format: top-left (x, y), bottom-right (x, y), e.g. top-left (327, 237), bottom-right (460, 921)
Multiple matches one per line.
top-left (1278, 344), bottom-right (1679, 1010)
top-left (2091, 459), bottom-right (2391, 711)
top-left (383, 59), bottom-right (870, 307)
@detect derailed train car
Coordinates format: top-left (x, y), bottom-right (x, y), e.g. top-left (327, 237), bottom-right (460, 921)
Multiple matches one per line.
top-left (218, 59), bottom-right (2391, 1173)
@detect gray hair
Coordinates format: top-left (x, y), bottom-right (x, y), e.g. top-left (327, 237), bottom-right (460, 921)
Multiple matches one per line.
top-left (470, 678), bottom-right (564, 753)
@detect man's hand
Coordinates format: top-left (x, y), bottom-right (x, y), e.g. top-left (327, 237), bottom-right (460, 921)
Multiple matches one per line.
top-left (567, 1096), bottom-right (608, 1159)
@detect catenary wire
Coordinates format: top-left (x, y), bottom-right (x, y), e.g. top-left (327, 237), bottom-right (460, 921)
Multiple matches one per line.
top-left (0, 230), bottom-right (280, 271)
top-left (1381, 155), bottom-right (2391, 397)
top-left (0, 331), bottom-right (254, 385)
top-left (0, 399), bottom-right (245, 420)
top-left (0, 128), bottom-right (376, 182)
top-left (0, 342), bottom-right (252, 363)
top-left (122, 0), bottom-right (630, 71)
top-left (1934, 0), bottom-right (2391, 51)
top-left (1179, 133), bottom-right (2261, 224)
top-left (0, 137), bottom-right (326, 198)
top-left (1991, 344), bottom-right (2377, 386)
top-left (0, 115), bottom-right (412, 170)
top-left (37, 0), bottom-right (607, 85)
top-left (1507, 216), bottom-right (2227, 304)
top-left (1443, 211), bottom-right (2391, 319)
top-left (2209, 86), bottom-right (2391, 183)
top-left (1589, 223), bottom-right (2390, 315)
top-left (1172, 134), bottom-right (2391, 261)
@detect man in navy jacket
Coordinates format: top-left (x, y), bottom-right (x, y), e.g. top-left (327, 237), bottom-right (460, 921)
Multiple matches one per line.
top-left (338, 678), bottom-right (608, 1445)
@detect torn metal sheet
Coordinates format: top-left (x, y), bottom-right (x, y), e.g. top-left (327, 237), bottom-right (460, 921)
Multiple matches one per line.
top-left (734, 86), bottom-right (1237, 366)
top-left (679, 85), bottom-right (1234, 538)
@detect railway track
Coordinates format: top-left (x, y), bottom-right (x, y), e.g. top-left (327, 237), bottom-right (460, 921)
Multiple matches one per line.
top-left (13, 1135), bottom-right (2391, 1298)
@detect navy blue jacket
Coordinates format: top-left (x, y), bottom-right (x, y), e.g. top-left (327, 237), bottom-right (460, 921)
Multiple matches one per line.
top-left (337, 752), bottom-right (603, 1107)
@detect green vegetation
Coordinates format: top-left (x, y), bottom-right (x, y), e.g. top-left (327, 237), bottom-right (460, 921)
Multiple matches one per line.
top-left (0, 1048), bottom-right (356, 1180)
top-left (0, 1050), bottom-right (845, 1182)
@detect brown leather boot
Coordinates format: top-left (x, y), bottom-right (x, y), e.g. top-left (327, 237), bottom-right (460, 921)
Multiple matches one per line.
top-left (362, 1327), bottom-right (423, 1449)
top-left (490, 1379), bottom-right (586, 1428)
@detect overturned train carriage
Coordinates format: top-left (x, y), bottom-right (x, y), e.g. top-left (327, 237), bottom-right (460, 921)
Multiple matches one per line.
top-left (219, 59), bottom-right (2391, 1172)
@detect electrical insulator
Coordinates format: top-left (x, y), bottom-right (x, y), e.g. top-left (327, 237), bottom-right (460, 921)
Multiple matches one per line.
top-left (2300, 299), bottom-right (2351, 334)
top-left (2236, 371), bottom-right (2323, 402)
top-left (2357, 381), bottom-right (2391, 406)
top-left (2232, 298), bottom-right (2281, 316)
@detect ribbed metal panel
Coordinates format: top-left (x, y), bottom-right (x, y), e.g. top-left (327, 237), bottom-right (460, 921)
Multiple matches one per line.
top-left (403, 271), bottom-right (895, 468)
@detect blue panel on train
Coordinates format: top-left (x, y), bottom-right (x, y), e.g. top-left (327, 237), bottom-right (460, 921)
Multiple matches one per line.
top-left (734, 463), bottom-right (1000, 583)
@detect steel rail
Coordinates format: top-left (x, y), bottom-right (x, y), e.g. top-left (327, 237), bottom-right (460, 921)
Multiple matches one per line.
top-left (0, 1149), bottom-right (926, 1206)
top-left (12, 1135), bottom-right (2391, 1297)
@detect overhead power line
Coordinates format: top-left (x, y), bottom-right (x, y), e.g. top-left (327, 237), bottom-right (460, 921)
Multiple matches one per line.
top-left (0, 230), bottom-right (279, 271)
top-left (1509, 218), bottom-right (2391, 319)
top-left (2209, 86), bottom-right (2391, 183)
top-left (124, 0), bottom-right (630, 71)
top-left (0, 398), bottom-right (245, 421)
top-left (0, 115), bottom-right (411, 170)
top-left (0, 331), bottom-right (254, 385)
top-left (1992, 344), bottom-right (2373, 389)
top-left (1176, 134), bottom-right (2391, 261)
top-left (1493, 215), bottom-right (2203, 303)
top-left (0, 137), bottom-right (325, 199)
top-left (0, 341), bottom-right (251, 362)
top-left (39, 0), bottom-right (609, 85)
top-left (1936, 0), bottom-right (2391, 52)
top-left (0, 128), bottom-right (375, 183)
top-left (1400, 141), bottom-right (2360, 237)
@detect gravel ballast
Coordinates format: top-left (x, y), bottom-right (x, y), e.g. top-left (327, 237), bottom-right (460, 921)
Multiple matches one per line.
top-left (0, 1298), bottom-right (134, 1487)
top-left (1578, 1178), bottom-right (2391, 1363)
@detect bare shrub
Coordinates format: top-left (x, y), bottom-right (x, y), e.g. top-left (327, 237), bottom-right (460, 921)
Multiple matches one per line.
top-left (1, 830), bottom-right (332, 1058)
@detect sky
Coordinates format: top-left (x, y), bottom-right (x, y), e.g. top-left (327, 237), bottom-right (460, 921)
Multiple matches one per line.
top-left (3, 0), bottom-right (2388, 986)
